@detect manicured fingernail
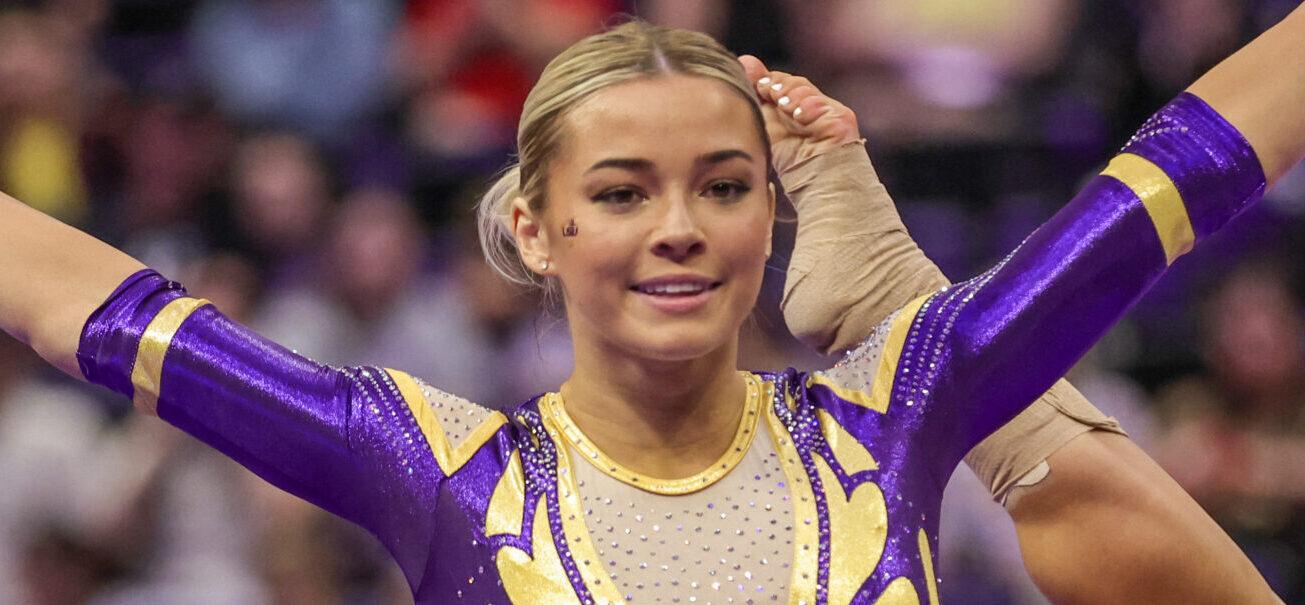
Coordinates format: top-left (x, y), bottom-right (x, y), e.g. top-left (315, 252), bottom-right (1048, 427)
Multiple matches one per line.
top-left (778, 96), bottom-right (790, 106)
top-left (793, 107), bottom-right (803, 118)
top-left (758, 77), bottom-right (771, 86)
top-left (771, 82), bottom-right (783, 91)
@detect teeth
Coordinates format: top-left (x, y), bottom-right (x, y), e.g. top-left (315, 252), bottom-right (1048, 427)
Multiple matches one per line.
top-left (642, 282), bottom-right (707, 295)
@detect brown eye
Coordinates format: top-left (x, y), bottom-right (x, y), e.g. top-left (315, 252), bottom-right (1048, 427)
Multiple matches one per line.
top-left (593, 187), bottom-right (645, 205)
top-left (702, 180), bottom-right (750, 201)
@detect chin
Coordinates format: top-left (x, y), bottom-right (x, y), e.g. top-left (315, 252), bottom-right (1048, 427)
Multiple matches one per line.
top-left (615, 320), bottom-right (737, 363)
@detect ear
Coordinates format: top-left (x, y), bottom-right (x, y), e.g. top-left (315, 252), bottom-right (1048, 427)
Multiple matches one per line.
top-left (765, 182), bottom-right (777, 258)
top-left (511, 196), bottom-right (552, 276)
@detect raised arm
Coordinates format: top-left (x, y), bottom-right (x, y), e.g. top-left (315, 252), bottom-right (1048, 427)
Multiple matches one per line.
top-left (889, 5), bottom-right (1305, 473)
top-left (0, 195), bottom-right (504, 587)
top-left (739, 47), bottom-right (1288, 604)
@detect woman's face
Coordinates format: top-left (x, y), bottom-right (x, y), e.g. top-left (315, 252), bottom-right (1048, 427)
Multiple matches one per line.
top-left (516, 74), bottom-right (774, 362)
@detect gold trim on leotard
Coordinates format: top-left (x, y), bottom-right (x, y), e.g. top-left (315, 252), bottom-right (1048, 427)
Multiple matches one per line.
top-left (816, 452), bottom-right (890, 605)
top-left (388, 369), bottom-right (507, 477)
top-left (495, 498), bottom-right (579, 604)
top-left (546, 419), bottom-right (629, 604)
top-left (540, 372), bottom-right (762, 496)
top-left (485, 450), bottom-right (525, 538)
top-left (867, 294), bottom-right (932, 413)
top-left (918, 528), bottom-right (940, 605)
top-left (762, 384), bottom-right (820, 605)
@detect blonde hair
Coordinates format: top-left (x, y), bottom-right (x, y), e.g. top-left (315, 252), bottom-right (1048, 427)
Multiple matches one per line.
top-left (476, 20), bottom-right (770, 294)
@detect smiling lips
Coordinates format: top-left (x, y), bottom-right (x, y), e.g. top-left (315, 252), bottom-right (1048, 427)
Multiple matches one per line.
top-left (630, 276), bottom-right (723, 313)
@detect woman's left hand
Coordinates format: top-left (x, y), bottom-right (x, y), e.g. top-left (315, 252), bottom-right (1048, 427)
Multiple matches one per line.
top-left (738, 55), bottom-right (862, 176)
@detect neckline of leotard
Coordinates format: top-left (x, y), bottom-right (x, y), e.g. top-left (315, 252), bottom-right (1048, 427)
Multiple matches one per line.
top-left (539, 371), bottom-right (766, 496)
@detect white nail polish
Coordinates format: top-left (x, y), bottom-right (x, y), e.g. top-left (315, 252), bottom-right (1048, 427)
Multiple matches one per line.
top-left (771, 82), bottom-right (783, 91)
top-left (778, 96), bottom-right (790, 106)
top-left (758, 77), bottom-right (771, 86)
top-left (793, 107), bottom-right (803, 118)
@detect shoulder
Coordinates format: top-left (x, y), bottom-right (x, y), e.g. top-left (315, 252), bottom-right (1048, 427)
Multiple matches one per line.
top-left (367, 368), bottom-right (514, 477)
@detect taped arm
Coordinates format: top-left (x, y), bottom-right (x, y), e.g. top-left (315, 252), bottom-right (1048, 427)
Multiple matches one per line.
top-left (76, 270), bottom-right (504, 583)
top-left (890, 92), bottom-right (1266, 471)
top-left (779, 142), bottom-right (947, 355)
top-left (777, 140), bottom-right (1122, 500)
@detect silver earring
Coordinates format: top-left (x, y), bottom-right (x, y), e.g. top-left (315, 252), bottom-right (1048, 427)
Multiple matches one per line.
top-left (540, 260), bottom-right (550, 271)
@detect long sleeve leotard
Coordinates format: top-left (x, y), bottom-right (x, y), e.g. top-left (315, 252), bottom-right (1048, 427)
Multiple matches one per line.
top-left (76, 93), bottom-right (1265, 604)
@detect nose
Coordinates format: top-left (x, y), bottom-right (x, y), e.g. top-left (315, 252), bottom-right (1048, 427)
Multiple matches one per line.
top-left (651, 197), bottom-right (705, 262)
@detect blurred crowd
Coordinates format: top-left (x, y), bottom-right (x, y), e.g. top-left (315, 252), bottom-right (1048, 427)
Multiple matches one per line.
top-left (2, 0), bottom-right (1304, 603)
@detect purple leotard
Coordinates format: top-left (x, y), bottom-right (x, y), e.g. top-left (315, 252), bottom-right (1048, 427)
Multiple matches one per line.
top-left (77, 93), bottom-right (1264, 604)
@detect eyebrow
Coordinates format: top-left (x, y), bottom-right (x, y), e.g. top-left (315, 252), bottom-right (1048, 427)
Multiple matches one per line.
top-left (584, 149), bottom-right (755, 174)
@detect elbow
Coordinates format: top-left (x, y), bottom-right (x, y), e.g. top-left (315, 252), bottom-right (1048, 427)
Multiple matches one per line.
top-left (780, 279), bottom-right (843, 355)
top-left (27, 307), bottom-right (95, 380)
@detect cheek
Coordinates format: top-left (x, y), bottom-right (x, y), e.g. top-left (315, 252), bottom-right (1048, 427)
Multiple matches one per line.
top-left (554, 217), bottom-right (643, 289)
top-left (715, 211), bottom-right (772, 270)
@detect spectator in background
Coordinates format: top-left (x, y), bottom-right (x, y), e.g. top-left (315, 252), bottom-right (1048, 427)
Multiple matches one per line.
top-left (253, 188), bottom-right (571, 406)
top-left (394, 0), bottom-right (620, 164)
top-left (780, 0), bottom-right (1078, 146)
top-left (189, 0), bottom-right (397, 144)
top-left (0, 333), bottom-right (105, 605)
top-left (0, 9), bottom-right (93, 224)
top-left (0, 334), bottom-right (185, 604)
top-left (1138, 0), bottom-right (1248, 94)
top-left (227, 132), bottom-right (331, 287)
top-left (1156, 261), bottom-right (1305, 600)
top-left (97, 98), bottom-right (232, 277)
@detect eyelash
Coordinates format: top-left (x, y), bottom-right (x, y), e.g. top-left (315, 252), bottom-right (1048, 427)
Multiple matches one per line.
top-left (592, 187), bottom-right (646, 205)
top-left (702, 180), bottom-right (751, 201)
top-left (590, 180), bottom-right (752, 205)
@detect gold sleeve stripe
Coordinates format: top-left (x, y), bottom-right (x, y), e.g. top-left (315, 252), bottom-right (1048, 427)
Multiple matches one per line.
top-left (868, 293), bottom-right (932, 413)
top-left (387, 369), bottom-right (507, 476)
top-left (130, 297), bottom-right (211, 415)
top-left (1101, 153), bottom-right (1196, 265)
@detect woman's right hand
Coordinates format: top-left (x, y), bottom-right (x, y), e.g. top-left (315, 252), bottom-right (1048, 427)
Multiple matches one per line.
top-left (738, 55), bottom-right (862, 176)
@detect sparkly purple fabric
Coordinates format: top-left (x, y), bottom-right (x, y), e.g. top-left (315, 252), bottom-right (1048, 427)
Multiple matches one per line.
top-left (76, 269), bottom-right (186, 398)
top-left (75, 93), bottom-right (1264, 603)
top-left (782, 370), bottom-right (941, 602)
top-left (77, 270), bottom-right (511, 596)
top-left (1121, 92), bottom-right (1266, 239)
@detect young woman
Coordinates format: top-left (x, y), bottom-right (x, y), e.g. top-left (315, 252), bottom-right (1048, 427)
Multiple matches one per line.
top-left (3, 12), bottom-right (1303, 604)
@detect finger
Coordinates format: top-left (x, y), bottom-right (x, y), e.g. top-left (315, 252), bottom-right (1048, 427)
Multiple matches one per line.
top-left (760, 72), bottom-right (817, 105)
top-left (756, 70), bottom-right (790, 102)
top-left (738, 54), bottom-right (769, 86)
top-left (776, 84), bottom-right (819, 117)
top-left (793, 95), bottom-right (832, 125)
top-left (751, 68), bottom-right (784, 102)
